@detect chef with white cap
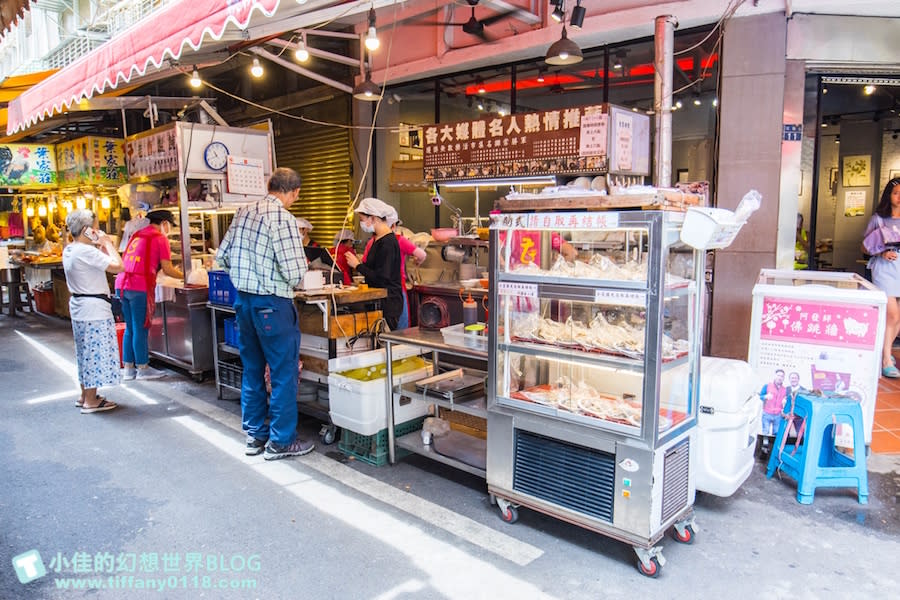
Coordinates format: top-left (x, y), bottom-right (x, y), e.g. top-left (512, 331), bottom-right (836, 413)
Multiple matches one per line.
top-left (345, 197), bottom-right (404, 329)
top-left (331, 228), bottom-right (357, 285)
top-left (295, 216), bottom-right (317, 247)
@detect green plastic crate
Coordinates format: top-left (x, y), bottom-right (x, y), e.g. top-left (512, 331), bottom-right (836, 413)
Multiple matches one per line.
top-left (338, 416), bottom-right (426, 466)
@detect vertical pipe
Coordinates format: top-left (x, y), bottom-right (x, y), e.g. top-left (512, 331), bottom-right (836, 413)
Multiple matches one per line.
top-left (654, 15), bottom-right (677, 188)
top-left (602, 46), bottom-right (610, 104)
top-left (808, 76), bottom-right (824, 270)
top-left (434, 79), bottom-right (441, 228)
top-left (510, 64), bottom-right (517, 114)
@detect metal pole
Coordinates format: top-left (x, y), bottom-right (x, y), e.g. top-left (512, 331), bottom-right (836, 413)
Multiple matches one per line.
top-left (808, 76), bottom-right (824, 270)
top-left (654, 15), bottom-right (677, 188)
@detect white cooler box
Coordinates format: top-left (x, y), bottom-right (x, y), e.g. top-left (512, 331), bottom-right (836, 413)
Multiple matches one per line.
top-left (694, 356), bottom-right (762, 497)
top-left (328, 345), bottom-right (432, 436)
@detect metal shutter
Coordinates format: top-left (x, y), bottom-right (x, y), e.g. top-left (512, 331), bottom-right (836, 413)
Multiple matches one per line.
top-left (274, 100), bottom-right (352, 247)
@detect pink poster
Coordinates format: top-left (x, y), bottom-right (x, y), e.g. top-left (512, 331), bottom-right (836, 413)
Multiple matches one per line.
top-left (758, 297), bottom-right (879, 349)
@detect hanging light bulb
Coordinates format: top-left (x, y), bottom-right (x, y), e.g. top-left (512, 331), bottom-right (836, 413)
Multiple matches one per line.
top-left (476, 76), bottom-right (486, 94)
top-left (250, 57), bottom-right (264, 78)
top-left (536, 68), bottom-right (545, 83)
top-left (295, 34), bottom-right (309, 63)
top-left (38, 204), bottom-right (47, 217)
top-left (364, 6), bottom-right (380, 51)
top-left (25, 205), bottom-right (34, 217)
top-left (864, 85), bottom-right (876, 96)
top-left (76, 196), bottom-right (86, 210)
top-left (100, 196), bottom-right (111, 209)
top-left (189, 65), bottom-right (202, 88)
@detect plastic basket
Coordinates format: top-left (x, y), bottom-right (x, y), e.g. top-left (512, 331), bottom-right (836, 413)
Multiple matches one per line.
top-left (218, 360), bottom-right (243, 390)
top-left (338, 416), bottom-right (426, 466)
top-left (208, 270), bottom-right (237, 306)
top-left (223, 317), bottom-right (241, 348)
top-left (680, 207), bottom-right (745, 250)
top-left (33, 288), bottom-right (55, 315)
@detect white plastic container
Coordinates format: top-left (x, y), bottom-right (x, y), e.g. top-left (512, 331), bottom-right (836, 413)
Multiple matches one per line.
top-left (328, 365), bottom-right (432, 435)
top-left (694, 356), bottom-right (762, 497)
top-left (441, 322), bottom-right (488, 351)
top-left (680, 207), bottom-right (745, 250)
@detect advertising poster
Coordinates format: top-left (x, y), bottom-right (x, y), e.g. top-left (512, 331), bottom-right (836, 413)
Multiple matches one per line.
top-left (750, 292), bottom-right (882, 445)
top-left (57, 137), bottom-right (127, 186)
top-left (0, 144), bottom-right (57, 187)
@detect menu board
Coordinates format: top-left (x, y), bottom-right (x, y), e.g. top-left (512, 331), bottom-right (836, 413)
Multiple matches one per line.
top-left (0, 144), bottom-right (57, 187)
top-left (57, 137), bottom-right (127, 187)
top-left (423, 105), bottom-right (610, 182)
top-left (124, 126), bottom-right (179, 178)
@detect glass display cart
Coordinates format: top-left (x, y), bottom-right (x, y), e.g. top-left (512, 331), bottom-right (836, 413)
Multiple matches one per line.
top-left (486, 209), bottom-right (703, 577)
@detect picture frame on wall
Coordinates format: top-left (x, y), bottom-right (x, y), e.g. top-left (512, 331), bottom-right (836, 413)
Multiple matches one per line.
top-left (889, 169), bottom-right (900, 181)
top-left (398, 153), bottom-right (411, 161)
top-left (410, 128), bottom-right (422, 149)
top-left (398, 123), bottom-right (410, 148)
top-left (841, 155), bottom-right (871, 187)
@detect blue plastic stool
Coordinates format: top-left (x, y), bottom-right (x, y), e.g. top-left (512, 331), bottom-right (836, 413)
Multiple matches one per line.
top-left (765, 392), bottom-right (868, 505)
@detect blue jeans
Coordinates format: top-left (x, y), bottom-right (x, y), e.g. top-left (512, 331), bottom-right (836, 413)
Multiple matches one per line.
top-left (397, 289), bottom-right (410, 330)
top-left (235, 292), bottom-right (301, 446)
top-left (762, 412), bottom-right (782, 436)
top-left (120, 290), bottom-right (149, 366)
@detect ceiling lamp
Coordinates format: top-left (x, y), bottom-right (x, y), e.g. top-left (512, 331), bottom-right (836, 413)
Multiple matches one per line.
top-left (37, 204), bottom-right (47, 217)
top-left (551, 1), bottom-right (565, 23)
top-left (25, 205), bottom-right (34, 217)
top-left (189, 65), bottom-right (201, 88)
top-left (864, 84), bottom-right (876, 95)
top-left (353, 68), bottom-right (381, 101)
top-left (364, 6), bottom-right (380, 52)
top-left (295, 33), bottom-right (309, 62)
top-left (476, 76), bottom-right (486, 94)
top-left (536, 68), bottom-right (545, 83)
top-left (250, 57), bottom-right (263, 78)
top-left (545, 26), bottom-right (582, 65)
top-left (570, 1), bottom-right (585, 29)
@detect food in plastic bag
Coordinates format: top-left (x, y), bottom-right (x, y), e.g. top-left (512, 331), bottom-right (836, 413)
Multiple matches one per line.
top-left (734, 189), bottom-right (762, 223)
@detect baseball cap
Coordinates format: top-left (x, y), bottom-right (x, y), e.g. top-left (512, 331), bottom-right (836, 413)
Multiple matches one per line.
top-left (146, 209), bottom-right (176, 225)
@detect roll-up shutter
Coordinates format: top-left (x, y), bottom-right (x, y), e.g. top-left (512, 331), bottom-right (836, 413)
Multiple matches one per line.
top-left (274, 98), bottom-right (352, 247)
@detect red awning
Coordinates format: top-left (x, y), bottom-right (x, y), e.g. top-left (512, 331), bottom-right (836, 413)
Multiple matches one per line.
top-left (0, 0), bottom-right (31, 40)
top-left (6, 0), bottom-right (281, 135)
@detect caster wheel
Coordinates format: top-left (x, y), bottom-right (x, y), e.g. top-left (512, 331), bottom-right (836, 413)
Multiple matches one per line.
top-left (672, 524), bottom-right (695, 544)
top-left (192, 373), bottom-right (205, 383)
top-left (637, 557), bottom-right (661, 578)
top-left (321, 427), bottom-right (337, 445)
top-left (500, 505), bottom-right (518, 524)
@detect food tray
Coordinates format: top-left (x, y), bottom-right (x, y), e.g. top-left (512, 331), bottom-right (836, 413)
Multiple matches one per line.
top-left (415, 368), bottom-right (484, 400)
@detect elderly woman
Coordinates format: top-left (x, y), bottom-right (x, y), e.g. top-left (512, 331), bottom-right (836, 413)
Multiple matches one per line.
top-left (62, 209), bottom-right (125, 413)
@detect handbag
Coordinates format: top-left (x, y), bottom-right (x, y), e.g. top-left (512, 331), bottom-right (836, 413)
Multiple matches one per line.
top-left (862, 215), bottom-right (900, 255)
top-left (71, 293), bottom-right (124, 321)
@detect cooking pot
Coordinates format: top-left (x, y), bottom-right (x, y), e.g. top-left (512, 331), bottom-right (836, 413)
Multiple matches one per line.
top-left (418, 296), bottom-right (450, 330)
top-left (431, 228), bottom-right (458, 242)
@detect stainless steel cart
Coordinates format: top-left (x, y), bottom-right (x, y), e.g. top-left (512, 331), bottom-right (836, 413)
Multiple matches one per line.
top-left (486, 209), bottom-right (703, 576)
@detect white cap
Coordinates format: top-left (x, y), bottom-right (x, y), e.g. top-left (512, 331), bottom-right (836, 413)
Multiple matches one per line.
top-left (386, 207), bottom-right (402, 226)
top-left (296, 217), bottom-right (313, 231)
top-left (354, 197), bottom-right (393, 220)
top-left (333, 228), bottom-right (355, 244)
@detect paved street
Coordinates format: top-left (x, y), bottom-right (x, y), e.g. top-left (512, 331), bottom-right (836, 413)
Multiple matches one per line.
top-left (2, 313), bottom-right (899, 599)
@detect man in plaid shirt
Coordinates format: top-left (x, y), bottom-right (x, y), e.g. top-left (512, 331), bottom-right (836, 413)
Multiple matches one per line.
top-left (217, 167), bottom-right (314, 460)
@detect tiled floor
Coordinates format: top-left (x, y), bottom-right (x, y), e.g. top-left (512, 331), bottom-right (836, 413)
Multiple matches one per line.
top-left (874, 373), bottom-right (900, 453)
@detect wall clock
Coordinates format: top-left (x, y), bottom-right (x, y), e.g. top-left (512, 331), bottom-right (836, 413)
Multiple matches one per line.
top-left (203, 141), bottom-right (229, 171)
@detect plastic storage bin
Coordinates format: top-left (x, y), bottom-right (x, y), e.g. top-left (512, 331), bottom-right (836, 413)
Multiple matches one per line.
top-left (223, 317), bottom-right (240, 348)
top-left (208, 270), bottom-right (237, 306)
top-left (695, 356), bottom-right (762, 496)
top-left (328, 356), bottom-right (431, 436)
top-left (33, 288), bottom-right (55, 315)
top-left (338, 416), bottom-right (426, 466)
top-left (440, 322), bottom-right (488, 351)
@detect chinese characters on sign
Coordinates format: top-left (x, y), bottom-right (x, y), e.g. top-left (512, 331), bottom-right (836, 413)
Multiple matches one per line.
top-left (423, 105), bottom-right (610, 181)
top-left (0, 144), bottom-right (57, 187)
top-left (125, 127), bottom-right (179, 178)
top-left (56, 137), bottom-right (126, 186)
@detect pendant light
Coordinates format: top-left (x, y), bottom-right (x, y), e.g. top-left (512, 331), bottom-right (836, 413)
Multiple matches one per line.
top-left (295, 33), bottom-right (309, 63)
top-left (353, 68), bottom-right (381, 101)
top-left (364, 6), bottom-right (379, 52)
top-left (545, 26), bottom-right (582, 66)
top-left (250, 57), bottom-right (264, 78)
top-left (570, 1), bottom-right (585, 29)
top-left (189, 65), bottom-right (202, 88)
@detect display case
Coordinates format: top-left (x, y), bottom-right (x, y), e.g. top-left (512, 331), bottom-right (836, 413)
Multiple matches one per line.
top-left (486, 209), bottom-right (703, 576)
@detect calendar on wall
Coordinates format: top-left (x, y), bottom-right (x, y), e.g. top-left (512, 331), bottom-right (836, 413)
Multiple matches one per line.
top-left (226, 156), bottom-right (266, 196)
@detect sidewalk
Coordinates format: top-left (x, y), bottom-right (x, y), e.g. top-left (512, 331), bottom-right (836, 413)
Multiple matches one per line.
top-left (2, 312), bottom-right (899, 598)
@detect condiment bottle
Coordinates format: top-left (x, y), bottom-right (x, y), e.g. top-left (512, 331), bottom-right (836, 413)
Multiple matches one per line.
top-left (461, 289), bottom-right (477, 326)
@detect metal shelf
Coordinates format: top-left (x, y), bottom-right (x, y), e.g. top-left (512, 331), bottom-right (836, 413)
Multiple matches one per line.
top-left (395, 431), bottom-right (486, 478)
top-left (218, 342), bottom-right (240, 356)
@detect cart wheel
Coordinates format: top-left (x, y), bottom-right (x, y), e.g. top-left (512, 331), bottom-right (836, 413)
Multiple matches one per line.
top-left (637, 557), bottom-right (661, 578)
top-left (321, 426), bottom-right (337, 445)
top-left (672, 524), bottom-right (695, 544)
top-left (499, 505), bottom-right (518, 524)
top-left (192, 372), bottom-right (205, 383)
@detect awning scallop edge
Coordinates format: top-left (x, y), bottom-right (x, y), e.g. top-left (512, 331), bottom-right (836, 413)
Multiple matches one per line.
top-left (6, 0), bottom-right (281, 135)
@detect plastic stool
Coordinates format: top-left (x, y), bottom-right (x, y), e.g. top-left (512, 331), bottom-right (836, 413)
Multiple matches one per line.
top-left (766, 392), bottom-right (868, 504)
top-left (0, 280), bottom-right (33, 316)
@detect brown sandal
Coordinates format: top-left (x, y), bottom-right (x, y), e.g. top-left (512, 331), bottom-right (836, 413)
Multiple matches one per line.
top-left (81, 398), bottom-right (118, 414)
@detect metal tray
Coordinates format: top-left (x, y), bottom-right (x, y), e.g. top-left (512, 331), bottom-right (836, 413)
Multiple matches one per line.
top-left (415, 368), bottom-right (484, 400)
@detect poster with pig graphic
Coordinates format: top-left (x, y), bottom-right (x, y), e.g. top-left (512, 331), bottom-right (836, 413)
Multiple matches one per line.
top-left (748, 271), bottom-right (887, 446)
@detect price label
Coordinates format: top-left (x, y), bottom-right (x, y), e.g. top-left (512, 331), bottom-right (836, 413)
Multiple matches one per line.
top-left (594, 289), bottom-right (645, 306)
top-left (498, 282), bottom-right (538, 298)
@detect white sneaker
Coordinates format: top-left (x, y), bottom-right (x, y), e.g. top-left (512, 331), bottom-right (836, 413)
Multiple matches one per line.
top-left (122, 363), bottom-right (136, 381)
top-left (136, 365), bottom-right (167, 380)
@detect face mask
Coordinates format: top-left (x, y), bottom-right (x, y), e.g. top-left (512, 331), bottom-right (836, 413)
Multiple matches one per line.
top-left (361, 221), bottom-right (374, 233)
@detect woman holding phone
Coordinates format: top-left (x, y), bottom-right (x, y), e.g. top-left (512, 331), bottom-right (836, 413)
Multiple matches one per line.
top-left (62, 209), bottom-right (124, 413)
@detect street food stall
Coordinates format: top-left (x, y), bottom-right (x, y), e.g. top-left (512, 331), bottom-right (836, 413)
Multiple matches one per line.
top-left (123, 121), bottom-right (275, 378)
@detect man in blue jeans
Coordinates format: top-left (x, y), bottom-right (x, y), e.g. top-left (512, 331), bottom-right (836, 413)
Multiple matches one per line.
top-left (216, 168), bottom-right (313, 460)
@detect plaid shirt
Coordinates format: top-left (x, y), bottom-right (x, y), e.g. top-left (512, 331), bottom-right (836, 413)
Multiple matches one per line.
top-left (217, 195), bottom-right (307, 298)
